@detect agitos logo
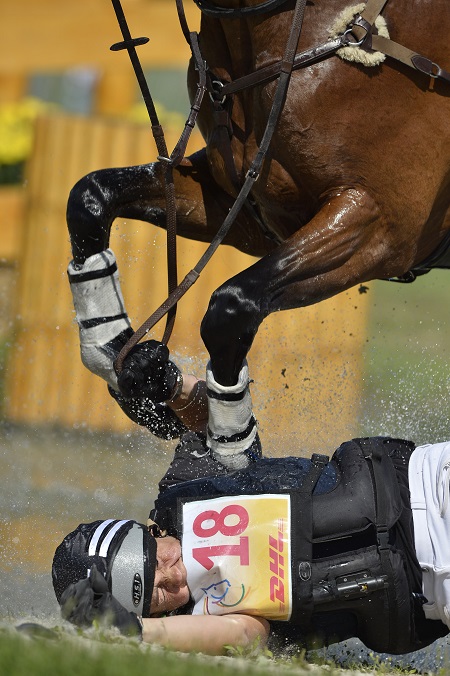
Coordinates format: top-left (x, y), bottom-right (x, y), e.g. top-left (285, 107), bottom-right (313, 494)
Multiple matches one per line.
top-left (269, 519), bottom-right (286, 609)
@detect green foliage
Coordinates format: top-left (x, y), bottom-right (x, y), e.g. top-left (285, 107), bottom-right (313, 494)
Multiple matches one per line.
top-left (0, 628), bottom-right (263, 676)
top-left (344, 653), bottom-right (418, 675)
top-left (0, 96), bottom-right (183, 186)
top-left (224, 635), bottom-right (273, 660)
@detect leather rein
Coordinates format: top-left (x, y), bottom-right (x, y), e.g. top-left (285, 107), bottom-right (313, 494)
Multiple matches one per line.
top-left (113, 0), bottom-right (450, 372)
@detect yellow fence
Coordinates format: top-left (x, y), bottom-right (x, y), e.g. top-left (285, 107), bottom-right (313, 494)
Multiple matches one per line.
top-left (4, 112), bottom-right (369, 455)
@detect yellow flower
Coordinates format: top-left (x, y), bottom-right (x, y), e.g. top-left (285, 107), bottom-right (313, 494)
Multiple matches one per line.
top-left (0, 98), bottom-right (54, 165)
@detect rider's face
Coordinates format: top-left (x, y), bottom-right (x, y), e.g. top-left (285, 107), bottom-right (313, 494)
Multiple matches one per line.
top-left (149, 536), bottom-right (190, 615)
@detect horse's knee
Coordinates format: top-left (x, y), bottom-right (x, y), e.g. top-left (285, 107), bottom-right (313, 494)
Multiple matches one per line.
top-left (67, 171), bottom-right (113, 262)
top-left (200, 283), bottom-right (262, 385)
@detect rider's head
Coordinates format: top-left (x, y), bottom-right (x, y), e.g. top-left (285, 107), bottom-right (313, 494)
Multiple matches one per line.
top-left (52, 519), bottom-right (189, 617)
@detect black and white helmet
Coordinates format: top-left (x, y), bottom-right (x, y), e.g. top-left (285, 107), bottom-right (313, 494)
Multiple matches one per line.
top-left (52, 519), bottom-right (157, 617)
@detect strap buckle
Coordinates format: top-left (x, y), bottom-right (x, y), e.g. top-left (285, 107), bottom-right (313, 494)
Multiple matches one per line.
top-left (209, 80), bottom-right (227, 104)
top-left (377, 526), bottom-right (389, 549)
top-left (245, 167), bottom-right (260, 181)
top-left (341, 27), bottom-right (368, 48)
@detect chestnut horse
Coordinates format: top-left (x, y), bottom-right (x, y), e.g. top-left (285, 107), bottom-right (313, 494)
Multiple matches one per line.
top-left (67, 0), bottom-right (450, 460)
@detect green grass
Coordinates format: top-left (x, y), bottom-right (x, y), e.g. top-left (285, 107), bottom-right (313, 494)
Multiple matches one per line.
top-left (0, 631), bottom-right (211, 676)
top-left (0, 627), bottom-right (323, 676)
top-left (1, 627), bottom-right (428, 676)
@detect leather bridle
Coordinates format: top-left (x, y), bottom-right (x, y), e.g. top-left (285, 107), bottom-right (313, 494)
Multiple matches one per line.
top-left (112, 0), bottom-right (450, 372)
top-left (114, 0), bottom-right (309, 372)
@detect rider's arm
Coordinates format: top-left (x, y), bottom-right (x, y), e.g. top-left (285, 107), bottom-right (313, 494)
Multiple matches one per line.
top-left (60, 569), bottom-right (269, 655)
top-left (166, 373), bottom-right (208, 434)
top-left (141, 613), bottom-right (270, 655)
top-left (110, 371), bottom-right (208, 435)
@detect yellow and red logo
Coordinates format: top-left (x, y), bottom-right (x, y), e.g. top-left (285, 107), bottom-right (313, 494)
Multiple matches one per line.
top-left (269, 518), bottom-right (286, 612)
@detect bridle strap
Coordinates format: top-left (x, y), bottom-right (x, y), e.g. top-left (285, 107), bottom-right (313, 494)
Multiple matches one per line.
top-left (217, 37), bottom-right (344, 97)
top-left (370, 34), bottom-right (450, 84)
top-left (113, 0), bottom-right (208, 372)
top-left (110, 0), bottom-right (178, 347)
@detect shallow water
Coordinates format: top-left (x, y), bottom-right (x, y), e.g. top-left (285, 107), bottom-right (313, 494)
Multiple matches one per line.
top-left (0, 421), bottom-right (175, 621)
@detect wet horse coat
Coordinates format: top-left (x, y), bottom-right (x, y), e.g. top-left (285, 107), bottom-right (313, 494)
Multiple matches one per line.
top-left (67, 0), bottom-right (450, 451)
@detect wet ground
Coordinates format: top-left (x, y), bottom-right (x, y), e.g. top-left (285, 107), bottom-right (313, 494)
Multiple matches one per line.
top-left (0, 421), bottom-right (174, 621)
top-left (2, 420), bottom-right (450, 673)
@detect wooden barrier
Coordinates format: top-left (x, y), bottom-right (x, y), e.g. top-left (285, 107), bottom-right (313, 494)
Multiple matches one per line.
top-left (0, 187), bottom-right (25, 262)
top-left (4, 112), bottom-right (369, 455)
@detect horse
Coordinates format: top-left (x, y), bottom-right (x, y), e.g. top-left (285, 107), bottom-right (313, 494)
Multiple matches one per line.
top-left (66, 0), bottom-right (450, 465)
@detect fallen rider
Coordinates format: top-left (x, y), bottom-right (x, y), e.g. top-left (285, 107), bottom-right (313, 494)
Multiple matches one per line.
top-left (59, 251), bottom-right (450, 655)
top-left (52, 356), bottom-right (450, 655)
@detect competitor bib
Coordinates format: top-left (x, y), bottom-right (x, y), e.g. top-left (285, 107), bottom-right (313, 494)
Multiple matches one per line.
top-left (181, 494), bottom-right (292, 620)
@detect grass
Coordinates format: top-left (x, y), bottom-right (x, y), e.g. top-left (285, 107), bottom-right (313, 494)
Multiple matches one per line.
top-left (2, 626), bottom-right (431, 676)
top-left (0, 630), bottom-right (212, 676)
top-left (0, 626), bottom-right (327, 676)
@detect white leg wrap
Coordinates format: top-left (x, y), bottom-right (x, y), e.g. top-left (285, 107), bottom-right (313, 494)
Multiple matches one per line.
top-left (68, 249), bottom-right (131, 390)
top-left (206, 360), bottom-right (258, 470)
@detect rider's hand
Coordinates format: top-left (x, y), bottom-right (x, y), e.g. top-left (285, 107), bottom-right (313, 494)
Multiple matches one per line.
top-left (117, 340), bottom-right (180, 403)
top-left (60, 565), bottom-right (142, 638)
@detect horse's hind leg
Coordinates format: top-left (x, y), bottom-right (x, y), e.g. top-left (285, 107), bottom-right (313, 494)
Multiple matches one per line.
top-left (201, 188), bottom-right (395, 464)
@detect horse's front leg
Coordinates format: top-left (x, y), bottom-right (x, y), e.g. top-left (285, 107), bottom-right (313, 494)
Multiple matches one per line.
top-left (66, 148), bottom-right (272, 262)
top-left (201, 188), bottom-right (394, 464)
top-left (67, 150), bottom-right (229, 263)
top-left (65, 149), bottom-right (273, 465)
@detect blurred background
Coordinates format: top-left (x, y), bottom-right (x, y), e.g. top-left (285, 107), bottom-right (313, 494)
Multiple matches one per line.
top-left (1, 0), bottom-right (449, 625)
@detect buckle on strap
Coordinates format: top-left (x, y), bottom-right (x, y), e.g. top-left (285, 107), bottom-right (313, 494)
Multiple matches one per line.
top-left (411, 54), bottom-right (443, 80)
top-left (377, 526), bottom-right (389, 549)
top-left (341, 14), bottom-right (372, 48)
top-left (341, 27), bottom-right (368, 48)
top-left (209, 80), bottom-right (227, 104)
top-left (352, 15), bottom-right (373, 33)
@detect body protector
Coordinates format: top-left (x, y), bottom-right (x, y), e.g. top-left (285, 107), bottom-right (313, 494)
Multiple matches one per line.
top-left (150, 437), bottom-right (434, 654)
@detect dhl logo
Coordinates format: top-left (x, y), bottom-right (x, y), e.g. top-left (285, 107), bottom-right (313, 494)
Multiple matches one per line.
top-left (269, 518), bottom-right (285, 610)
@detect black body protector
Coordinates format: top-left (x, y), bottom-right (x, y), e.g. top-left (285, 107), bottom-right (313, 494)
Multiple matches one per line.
top-left (151, 437), bottom-right (448, 654)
